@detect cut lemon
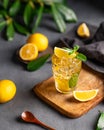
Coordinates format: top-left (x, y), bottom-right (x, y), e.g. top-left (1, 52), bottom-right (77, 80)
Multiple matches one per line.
top-left (54, 47), bottom-right (76, 58)
top-left (19, 43), bottom-right (38, 61)
top-left (77, 23), bottom-right (90, 38)
top-left (73, 89), bottom-right (98, 102)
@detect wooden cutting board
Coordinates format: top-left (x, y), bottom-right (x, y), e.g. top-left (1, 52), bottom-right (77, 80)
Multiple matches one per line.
top-left (33, 64), bottom-right (104, 118)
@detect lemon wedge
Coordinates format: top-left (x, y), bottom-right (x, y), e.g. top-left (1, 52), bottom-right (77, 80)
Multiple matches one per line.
top-left (54, 47), bottom-right (76, 58)
top-left (77, 23), bottom-right (90, 38)
top-left (73, 89), bottom-right (98, 102)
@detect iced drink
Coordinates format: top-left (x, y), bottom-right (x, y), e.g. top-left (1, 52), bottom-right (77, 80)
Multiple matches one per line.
top-left (52, 46), bottom-right (82, 93)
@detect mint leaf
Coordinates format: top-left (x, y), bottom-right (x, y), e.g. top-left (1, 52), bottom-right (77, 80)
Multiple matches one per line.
top-left (73, 45), bottom-right (79, 52)
top-left (27, 54), bottom-right (50, 71)
top-left (63, 47), bottom-right (73, 54)
top-left (69, 73), bottom-right (79, 88)
top-left (76, 53), bottom-right (87, 61)
top-left (63, 45), bottom-right (79, 54)
top-left (63, 45), bottom-right (87, 62)
top-left (96, 111), bottom-right (104, 130)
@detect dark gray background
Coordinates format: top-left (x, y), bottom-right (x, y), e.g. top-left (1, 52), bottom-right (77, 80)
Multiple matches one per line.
top-left (0, 0), bottom-right (104, 130)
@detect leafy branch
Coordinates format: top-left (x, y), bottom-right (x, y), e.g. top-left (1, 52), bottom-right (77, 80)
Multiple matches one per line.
top-left (0, 0), bottom-right (77, 41)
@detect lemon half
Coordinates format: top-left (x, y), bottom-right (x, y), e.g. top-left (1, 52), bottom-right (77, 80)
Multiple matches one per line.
top-left (19, 43), bottom-right (38, 61)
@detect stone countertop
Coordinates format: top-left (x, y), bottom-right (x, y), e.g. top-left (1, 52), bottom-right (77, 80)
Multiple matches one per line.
top-left (0, 1), bottom-right (104, 130)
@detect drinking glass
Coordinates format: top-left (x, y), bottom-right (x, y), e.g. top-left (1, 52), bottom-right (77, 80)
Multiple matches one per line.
top-left (52, 49), bottom-right (82, 93)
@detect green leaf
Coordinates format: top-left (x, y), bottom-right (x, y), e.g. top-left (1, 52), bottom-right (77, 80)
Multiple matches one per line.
top-left (42, 0), bottom-right (62, 3)
top-left (56, 4), bottom-right (77, 22)
top-left (6, 22), bottom-right (15, 41)
top-left (96, 111), bottom-right (104, 130)
top-left (13, 21), bottom-right (30, 35)
top-left (42, 0), bottom-right (63, 5)
top-left (63, 47), bottom-right (74, 54)
top-left (0, 14), bottom-right (3, 19)
top-left (0, 20), bottom-right (6, 31)
top-left (63, 45), bottom-right (79, 54)
top-left (62, 0), bottom-right (67, 5)
top-left (63, 45), bottom-right (87, 61)
top-left (51, 4), bottom-right (66, 32)
top-left (0, 10), bottom-right (8, 18)
top-left (73, 45), bottom-right (79, 52)
top-left (0, 14), bottom-right (4, 21)
top-left (96, 127), bottom-right (101, 130)
top-left (32, 5), bottom-right (44, 33)
top-left (9, 0), bottom-right (21, 16)
top-left (3, 0), bottom-right (9, 9)
top-left (24, 1), bottom-right (35, 25)
top-left (0, 12), bottom-right (3, 20)
top-left (69, 73), bottom-right (79, 88)
top-left (27, 54), bottom-right (50, 71)
top-left (76, 53), bottom-right (87, 62)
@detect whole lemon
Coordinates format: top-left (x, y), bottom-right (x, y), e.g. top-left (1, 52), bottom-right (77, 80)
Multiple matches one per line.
top-left (0, 79), bottom-right (16, 103)
top-left (26, 33), bottom-right (49, 52)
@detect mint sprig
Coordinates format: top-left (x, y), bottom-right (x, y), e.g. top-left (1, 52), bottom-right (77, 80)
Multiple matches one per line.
top-left (63, 45), bottom-right (87, 62)
top-left (63, 47), bottom-right (74, 54)
top-left (76, 53), bottom-right (87, 61)
top-left (63, 45), bottom-right (79, 54)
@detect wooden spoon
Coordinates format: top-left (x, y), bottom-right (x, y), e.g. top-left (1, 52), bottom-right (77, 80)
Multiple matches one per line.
top-left (21, 111), bottom-right (55, 130)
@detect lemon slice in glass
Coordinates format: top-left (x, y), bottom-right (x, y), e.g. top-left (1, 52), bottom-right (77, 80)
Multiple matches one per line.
top-left (54, 47), bottom-right (76, 58)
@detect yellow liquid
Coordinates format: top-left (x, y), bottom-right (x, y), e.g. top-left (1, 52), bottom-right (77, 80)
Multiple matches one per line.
top-left (52, 54), bottom-right (82, 93)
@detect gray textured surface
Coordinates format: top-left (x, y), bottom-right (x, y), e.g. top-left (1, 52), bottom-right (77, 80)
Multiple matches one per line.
top-left (0, 1), bottom-right (104, 130)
